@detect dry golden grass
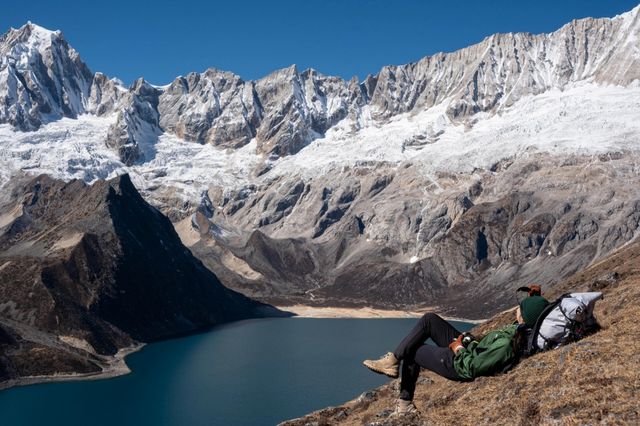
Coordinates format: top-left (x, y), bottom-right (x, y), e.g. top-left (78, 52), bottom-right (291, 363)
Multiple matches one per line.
top-left (281, 241), bottom-right (640, 425)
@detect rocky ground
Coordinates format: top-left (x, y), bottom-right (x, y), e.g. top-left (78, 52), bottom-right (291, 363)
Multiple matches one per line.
top-left (280, 238), bottom-right (640, 425)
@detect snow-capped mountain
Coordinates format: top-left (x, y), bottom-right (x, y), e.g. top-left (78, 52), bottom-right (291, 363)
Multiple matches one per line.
top-left (2, 6), bottom-right (638, 162)
top-left (0, 22), bottom-right (121, 130)
top-left (1, 6), bottom-right (640, 316)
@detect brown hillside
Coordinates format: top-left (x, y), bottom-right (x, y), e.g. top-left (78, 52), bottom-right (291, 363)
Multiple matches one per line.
top-left (281, 239), bottom-right (640, 425)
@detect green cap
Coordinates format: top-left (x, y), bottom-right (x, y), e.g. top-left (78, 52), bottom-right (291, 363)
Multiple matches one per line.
top-left (520, 295), bottom-right (549, 327)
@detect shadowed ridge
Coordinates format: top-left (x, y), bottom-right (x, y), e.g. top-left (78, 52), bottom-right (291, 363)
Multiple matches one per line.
top-left (0, 173), bottom-right (289, 389)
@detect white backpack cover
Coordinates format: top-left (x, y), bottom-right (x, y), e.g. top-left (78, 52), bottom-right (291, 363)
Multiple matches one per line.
top-left (534, 292), bottom-right (603, 351)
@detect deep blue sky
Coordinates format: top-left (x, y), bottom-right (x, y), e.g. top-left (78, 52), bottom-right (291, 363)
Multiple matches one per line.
top-left (2, 1), bottom-right (638, 86)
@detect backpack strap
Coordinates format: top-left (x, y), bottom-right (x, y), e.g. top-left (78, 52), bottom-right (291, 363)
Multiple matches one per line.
top-left (524, 293), bottom-right (571, 356)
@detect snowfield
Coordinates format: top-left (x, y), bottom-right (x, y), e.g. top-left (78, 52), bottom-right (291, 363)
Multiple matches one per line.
top-left (0, 114), bottom-right (121, 184)
top-left (1, 82), bottom-right (639, 201)
top-left (0, 114), bottom-right (262, 201)
top-left (273, 82), bottom-right (640, 179)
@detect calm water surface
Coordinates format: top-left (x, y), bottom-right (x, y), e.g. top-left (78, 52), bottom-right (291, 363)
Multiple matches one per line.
top-left (0, 317), bottom-right (471, 426)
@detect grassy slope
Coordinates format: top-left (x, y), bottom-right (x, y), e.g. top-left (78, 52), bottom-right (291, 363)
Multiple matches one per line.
top-left (281, 240), bottom-right (640, 425)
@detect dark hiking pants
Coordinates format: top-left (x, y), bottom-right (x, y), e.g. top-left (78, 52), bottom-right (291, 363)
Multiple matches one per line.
top-left (393, 313), bottom-right (463, 401)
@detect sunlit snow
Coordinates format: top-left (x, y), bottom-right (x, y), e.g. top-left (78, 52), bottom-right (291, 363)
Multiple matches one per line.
top-left (0, 82), bottom-right (639, 202)
top-left (272, 82), bottom-right (640, 180)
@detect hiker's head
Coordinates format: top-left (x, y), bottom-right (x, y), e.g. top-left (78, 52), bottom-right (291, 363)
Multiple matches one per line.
top-left (517, 284), bottom-right (542, 297)
top-left (527, 284), bottom-right (542, 296)
top-left (518, 293), bottom-right (549, 327)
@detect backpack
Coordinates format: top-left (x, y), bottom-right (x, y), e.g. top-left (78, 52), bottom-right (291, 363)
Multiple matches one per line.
top-left (524, 292), bottom-right (603, 356)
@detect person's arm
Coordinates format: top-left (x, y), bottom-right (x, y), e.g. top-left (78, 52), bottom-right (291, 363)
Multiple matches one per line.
top-left (454, 324), bottom-right (519, 380)
top-left (452, 342), bottom-right (477, 380)
top-left (469, 324), bottom-right (519, 377)
top-left (448, 335), bottom-right (464, 355)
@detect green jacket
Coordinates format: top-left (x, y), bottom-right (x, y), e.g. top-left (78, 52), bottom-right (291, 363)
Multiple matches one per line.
top-left (453, 324), bottom-right (519, 380)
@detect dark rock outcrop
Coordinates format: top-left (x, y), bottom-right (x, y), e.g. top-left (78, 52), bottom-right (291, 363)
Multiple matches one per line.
top-left (0, 174), bottom-right (280, 386)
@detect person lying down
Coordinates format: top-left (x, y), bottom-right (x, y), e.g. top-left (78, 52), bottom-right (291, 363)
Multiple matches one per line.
top-left (363, 286), bottom-right (550, 415)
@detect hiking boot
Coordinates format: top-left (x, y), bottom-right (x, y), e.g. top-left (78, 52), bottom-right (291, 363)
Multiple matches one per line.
top-left (363, 352), bottom-right (399, 378)
top-left (393, 399), bottom-right (418, 415)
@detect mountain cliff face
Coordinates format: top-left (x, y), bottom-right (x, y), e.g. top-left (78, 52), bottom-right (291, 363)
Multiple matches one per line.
top-left (0, 174), bottom-right (278, 385)
top-left (182, 152), bottom-right (640, 318)
top-left (1, 7), bottom-right (640, 319)
top-left (366, 9), bottom-right (640, 120)
top-left (106, 79), bottom-right (161, 165)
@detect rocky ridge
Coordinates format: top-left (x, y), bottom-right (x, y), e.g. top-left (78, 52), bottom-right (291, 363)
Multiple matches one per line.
top-left (183, 152), bottom-right (640, 318)
top-left (0, 173), bottom-right (281, 386)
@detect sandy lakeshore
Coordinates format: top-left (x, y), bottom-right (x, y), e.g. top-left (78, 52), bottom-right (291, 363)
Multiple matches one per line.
top-left (276, 305), bottom-right (485, 323)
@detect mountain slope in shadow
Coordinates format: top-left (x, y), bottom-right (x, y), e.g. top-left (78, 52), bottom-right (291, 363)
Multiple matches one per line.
top-left (0, 174), bottom-right (286, 387)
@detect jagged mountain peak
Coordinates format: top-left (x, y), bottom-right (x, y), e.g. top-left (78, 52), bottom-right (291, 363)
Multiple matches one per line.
top-left (2, 6), bottom-right (640, 164)
top-left (2, 21), bottom-right (64, 50)
top-left (0, 21), bottom-right (76, 73)
top-left (0, 21), bottom-right (98, 130)
top-left (0, 22), bottom-right (82, 75)
top-left (202, 67), bottom-right (244, 81)
top-left (22, 21), bottom-right (63, 38)
top-left (129, 76), bottom-right (159, 94)
top-left (267, 63), bottom-right (299, 78)
top-left (300, 67), bottom-right (322, 78)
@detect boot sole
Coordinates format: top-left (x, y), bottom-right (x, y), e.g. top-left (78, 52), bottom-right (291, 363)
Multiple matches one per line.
top-left (362, 361), bottom-right (399, 378)
top-left (392, 408), bottom-right (419, 416)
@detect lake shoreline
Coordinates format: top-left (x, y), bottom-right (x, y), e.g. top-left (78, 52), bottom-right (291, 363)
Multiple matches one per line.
top-left (0, 344), bottom-right (144, 392)
top-left (0, 310), bottom-right (481, 393)
top-left (0, 317), bottom-right (478, 425)
top-left (276, 304), bottom-right (486, 324)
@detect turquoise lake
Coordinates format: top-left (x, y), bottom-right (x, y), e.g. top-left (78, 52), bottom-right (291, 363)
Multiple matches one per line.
top-left (0, 317), bottom-right (472, 426)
